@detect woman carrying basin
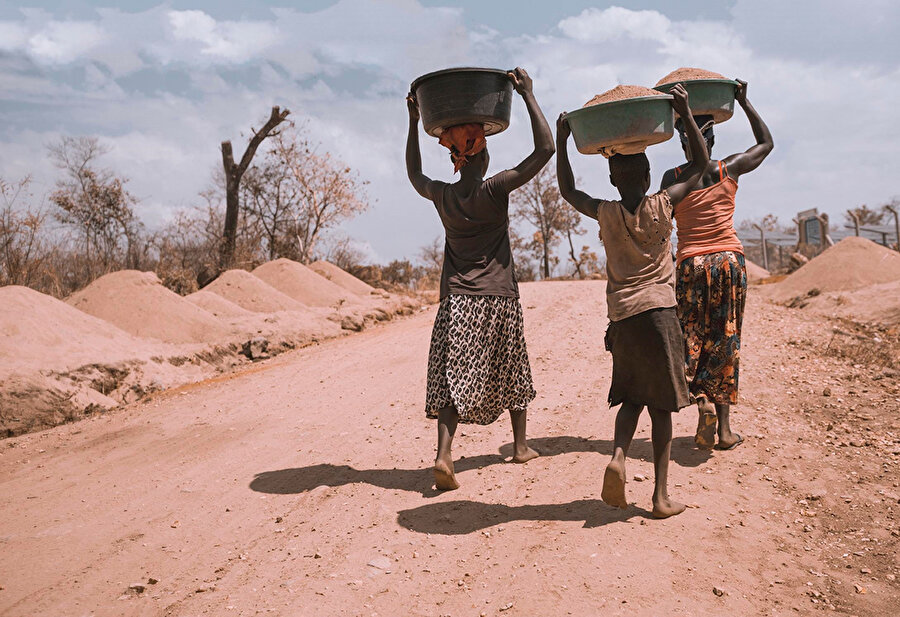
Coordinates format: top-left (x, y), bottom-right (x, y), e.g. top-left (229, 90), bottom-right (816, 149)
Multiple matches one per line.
top-left (405, 66), bottom-right (554, 490)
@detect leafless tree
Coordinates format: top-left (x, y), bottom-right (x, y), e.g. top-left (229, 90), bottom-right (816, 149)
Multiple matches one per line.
top-left (510, 166), bottom-right (568, 279)
top-left (270, 126), bottom-right (369, 263)
top-left (0, 176), bottom-right (52, 288)
top-left (558, 205), bottom-right (590, 278)
top-left (738, 213), bottom-right (783, 232)
top-left (508, 225), bottom-right (538, 282)
top-left (322, 235), bottom-right (368, 273)
top-left (48, 136), bottom-right (143, 278)
top-left (220, 106), bottom-right (290, 269)
top-left (844, 204), bottom-right (886, 227)
top-left (413, 236), bottom-right (443, 290)
top-left (241, 157), bottom-right (300, 261)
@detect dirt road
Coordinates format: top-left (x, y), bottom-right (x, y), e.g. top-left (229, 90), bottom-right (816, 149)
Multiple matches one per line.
top-left (1, 281), bottom-right (897, 616)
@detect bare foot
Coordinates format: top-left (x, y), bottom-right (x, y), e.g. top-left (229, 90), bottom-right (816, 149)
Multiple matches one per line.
top-left (652, 496), bottom-right (686, 519)
top-left (601, 458), bottom-right (627, 509)
top-left (511, 446), bottom-right (540, 464)
top-left (433, 459), bottom-right (459, 491)
top-left (715, 432), bottom-right (743, 451)
top-left (694, 398), bottom-right (717, 450)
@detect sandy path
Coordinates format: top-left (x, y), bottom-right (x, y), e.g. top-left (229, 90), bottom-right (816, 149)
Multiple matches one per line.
top-left (0, 281), bottom-right (896, 616)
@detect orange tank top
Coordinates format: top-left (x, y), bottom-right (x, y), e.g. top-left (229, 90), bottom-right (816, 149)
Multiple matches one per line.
top-left (672, 161), bottom-right (744, 264)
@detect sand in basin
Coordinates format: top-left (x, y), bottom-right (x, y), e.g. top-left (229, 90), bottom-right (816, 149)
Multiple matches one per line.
top-left (66, 270), bottom-right (230, 344)
top-left (253, 259), bottom-right (358, 307)
top-left (0, 285), bottom-right (156, 375)
top-left (186, 290), bottom-right (252, 318)
top-left (203, 270), bottom-right (307, 313)
top-left (656, 67), bottom-right (726, 86)
top-left (309, 261), bottom-right (376, 296)
top-left (766, 236), bottom-right (900, 303)
top-left (583, 85), bottom-right (665, 107)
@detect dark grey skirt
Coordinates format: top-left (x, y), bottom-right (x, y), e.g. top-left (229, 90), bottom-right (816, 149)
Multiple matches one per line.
top-left (425, 294), bottom-right (536, 425)
top-left (605, 307), bottom-right (691, 411)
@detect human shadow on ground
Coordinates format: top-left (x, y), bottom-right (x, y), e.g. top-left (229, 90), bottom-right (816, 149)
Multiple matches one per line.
top-left (250, 453), bottom-right (503, 498)
top-left (397, 498), bottom-right (652, 534)
top-left (499, 435), bottom-right (710, 469)
top-left (249, 434), bottom-right (710, 497)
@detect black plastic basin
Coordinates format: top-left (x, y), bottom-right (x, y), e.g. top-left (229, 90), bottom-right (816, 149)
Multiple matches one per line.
top-left (411, 67), bottom-right (513, 137)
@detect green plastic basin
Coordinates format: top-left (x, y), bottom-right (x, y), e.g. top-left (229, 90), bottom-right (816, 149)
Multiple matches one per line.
top-left (565, 95), bottom-right (674, 156)
top-left (653, 79), bottom-right (738, 124)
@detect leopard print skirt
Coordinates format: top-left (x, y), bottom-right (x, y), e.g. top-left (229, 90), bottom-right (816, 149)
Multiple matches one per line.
top-left (425, 294), bottom-right (536, 425)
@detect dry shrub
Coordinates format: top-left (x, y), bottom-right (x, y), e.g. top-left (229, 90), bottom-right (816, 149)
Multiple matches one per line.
top-left (824, 324), bottom-right (900, 370)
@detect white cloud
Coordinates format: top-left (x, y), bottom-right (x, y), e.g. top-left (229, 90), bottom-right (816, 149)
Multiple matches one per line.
top-left (0, 22), bottom-right (29, 51)
top-left (166, 10), bottom-right (282, 62)
top-left (558, 6), bottom-right (671, 42)
top-left (0, 2), bottom-right (898, 266)
top-left (0, 19), bottom-right (106, 63)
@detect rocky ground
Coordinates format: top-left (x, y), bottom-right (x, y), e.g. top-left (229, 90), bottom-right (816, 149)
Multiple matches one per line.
top-left (0, 280), bottom-right (897, 616)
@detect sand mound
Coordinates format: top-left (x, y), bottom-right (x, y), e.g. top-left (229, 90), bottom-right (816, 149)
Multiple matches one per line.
top-left (203, 269), bottom-right (307, 313)
top-left (798, 280), bottom-right (900, 327)
top-left (309, 261), bottom-right (376, 296)
top-left (66, 270), bottom-right (230, 344)
top-left (186, 290), bottom-right (252, 317)
top-left (767, 237), bottom-right (900, 303)
top-left (253, 259), bottom-right (357, 307)
top-left (745, 259), bottom-right (770, 283)
top-left (656, 67), bottom-right (726, 86)
top-left (584, 85), bottom-right (665, 107)
top-left (0, 285), bottom-right (153, 375)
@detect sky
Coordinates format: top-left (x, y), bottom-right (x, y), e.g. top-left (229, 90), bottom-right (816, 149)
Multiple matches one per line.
top-left (1, 1), bottom-right (899, 266)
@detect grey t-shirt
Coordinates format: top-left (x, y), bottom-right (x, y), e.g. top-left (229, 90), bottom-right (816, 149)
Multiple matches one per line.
top-left (431, 175), bottom-right (519, 300)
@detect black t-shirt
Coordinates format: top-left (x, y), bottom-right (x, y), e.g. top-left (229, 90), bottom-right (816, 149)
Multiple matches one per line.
top-left (431, 175), bottom-right (519, 300)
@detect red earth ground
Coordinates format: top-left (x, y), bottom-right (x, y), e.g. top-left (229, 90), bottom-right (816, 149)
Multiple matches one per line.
top-left (0, 280), bottom-right (897, 616)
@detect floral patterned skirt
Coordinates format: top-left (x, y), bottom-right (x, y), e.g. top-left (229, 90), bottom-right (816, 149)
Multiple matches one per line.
top-left (425, 294), bottom-right (536, 425)
top-left (675, 251), bottom-right (747, 405)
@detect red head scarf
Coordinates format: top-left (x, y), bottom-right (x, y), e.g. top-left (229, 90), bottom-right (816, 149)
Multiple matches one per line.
top-left (438, 123), bottom-right (486, 173)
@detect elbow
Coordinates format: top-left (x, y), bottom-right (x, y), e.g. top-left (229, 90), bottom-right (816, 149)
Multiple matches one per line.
top-left (537, 141), bottom-right (555, 161)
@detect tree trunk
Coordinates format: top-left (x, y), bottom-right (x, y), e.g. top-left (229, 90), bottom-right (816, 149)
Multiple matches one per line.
top-left (566, 228), bottom-right (583, 279)
top-left (220, 142), bottom-right (239, 268)
top-left (541, 223), bottom-right (550, 279)
top-left (219, 106), bottom-right (290, 270)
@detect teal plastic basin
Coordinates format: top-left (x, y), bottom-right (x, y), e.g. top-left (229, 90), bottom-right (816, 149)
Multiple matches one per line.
top-left (654, 79), bottom-right (738, 123)
top-left (565, 95), bottom-right (674, 155)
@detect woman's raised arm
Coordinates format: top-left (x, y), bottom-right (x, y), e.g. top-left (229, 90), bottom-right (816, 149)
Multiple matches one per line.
top-left (494, 67), bottom-right (555, 193)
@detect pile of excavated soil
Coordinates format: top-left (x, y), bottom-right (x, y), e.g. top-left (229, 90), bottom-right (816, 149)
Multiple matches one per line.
top-left (766, 237), bottom-right (900, 303)
top-left (0, 285), bottom-right (155, 375)
top-left (186, 290), bottom-right (252, 318)
top-left (253, 259), bottom-right (357, 307)
top-left (67, 270), bottom-right (230, 344)
top-left (798, 280), bottom-right (900, 327)
top-left (309, 261), bottom-right (377, 296)
top-left (203, 270), bottom-right (307, 313)
top-left (656, 67), bottom-right (726, 85)
top-left (584, 85), bottom-right (665, 107)
top-left (745, 258), bottom-right (770, 283)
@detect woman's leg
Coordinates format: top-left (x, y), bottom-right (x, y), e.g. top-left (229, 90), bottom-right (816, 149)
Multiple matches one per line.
top-left (714, 403), bottom-right (742, 449)
top-left (713, 255), bottom-right (747, 450)
top-left (675, 258), bottom-right (717, 449)
top-left (434, 406), bottom-right (459, 490)
top-left (601, 402), bottom-right (642, 509)
top-left (695, 396), bottom-right (718, 449)
top-left (509, 409), bottom-right (539, 463)
top-left (648, 407), bottom-right (686, 518)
